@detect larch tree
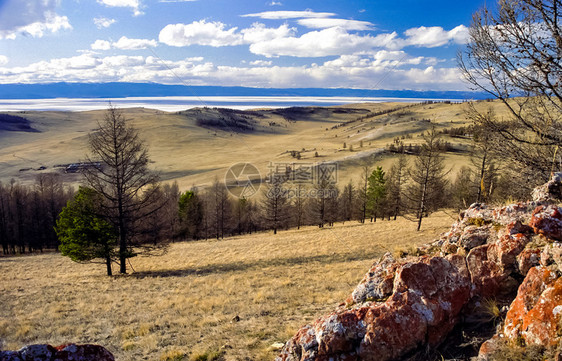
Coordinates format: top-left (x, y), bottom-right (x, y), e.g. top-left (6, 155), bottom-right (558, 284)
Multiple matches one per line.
top-left (405, 128), bottom-right (449, 231)
top-left (261, 176), bottom-right (289, 234)
top-left (387, 153), bottom-right (408, 220)
top-left (357, 164), bottom-right (370, 223)
top-left (83, 104), bottom-right (163, 274)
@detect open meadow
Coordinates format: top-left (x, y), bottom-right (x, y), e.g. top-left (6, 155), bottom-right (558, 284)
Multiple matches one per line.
top-left (0, 100), bottom-right (513, 189)
top-left (0, 211), bottom-right (454, 361)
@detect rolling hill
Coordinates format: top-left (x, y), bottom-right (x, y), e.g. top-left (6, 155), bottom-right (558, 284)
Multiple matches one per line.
top-left (0, 100), bottom-right (509, 190)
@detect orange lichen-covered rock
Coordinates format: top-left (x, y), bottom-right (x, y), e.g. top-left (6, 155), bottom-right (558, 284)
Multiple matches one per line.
top-left (276, 255), bottom-right (471, 361)
top-left (503, 266), bottom-right (562, 347)
top-left (530, 205), bottom-right (562, 241)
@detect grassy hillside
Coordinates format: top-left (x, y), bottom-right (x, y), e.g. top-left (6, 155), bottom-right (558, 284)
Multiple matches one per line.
top-left (0, 211), bottom-right (454, 361)
top-left (0, 100), bottom-right (511, 190)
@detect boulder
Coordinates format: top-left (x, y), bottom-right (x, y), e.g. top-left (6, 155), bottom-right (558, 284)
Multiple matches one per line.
top-left (0, 344), bottom-right (114, 361)
top-left (530, 205), bottom-right (562, 241)
top-left (277, 255), bottom-right (471, 361)
top-left (348, 253), bottom-right (399, 305)
top-left (503, 266), bottom-right (562, 347)
top-left (54, 344), bottom-right (115, 361)
top-left (531, 172), bottom-right (562, 203)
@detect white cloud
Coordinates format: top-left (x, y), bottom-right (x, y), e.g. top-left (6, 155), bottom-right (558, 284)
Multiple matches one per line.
top-left (241, 10), bottom-right (336, 19)
top-left (323, 51), bottom-right (438, 70)
top-left (94, 17), bottom-right (117, 29)
top-left (91, 40), bottom-right (112, 50)
top-left (96, 0), bottom-right (143, 16)
top-left (91, 37), bottom-right (157, 50)
top-left (0, 56), bottom-right (8, 66)
top-left (245, 24), bottom-right (470, 57)
top-left (404, 25), bottom-right (469, 47)
top-left (0, 0), bottom-right (57, 31)
top-left (159, 20), bottom-right (243, 47)
top-left (0, 53), bottom-right (467, 91)
top-left (250, 60), bottom-right (273, 66)
top-left (113, 36), bottom-right (157, 49)
top-left (102, 55), bottom-right (145, 67)
top-left (241, 23), bottom-right (295, 43)
top-left (297, 18), bottom-right (374, 31)
top-left (249, 27), bottom-right (400, 57)
top-left (269, 1), bottom-right (282, 6)
top-left (0, 12), bottom-right (71, 39)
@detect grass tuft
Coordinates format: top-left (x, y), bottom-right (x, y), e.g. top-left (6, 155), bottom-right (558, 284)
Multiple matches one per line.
top-left (0, 212), bottom-right (452, 360)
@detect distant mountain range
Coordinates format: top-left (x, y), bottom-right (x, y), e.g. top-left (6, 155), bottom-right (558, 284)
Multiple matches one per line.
top-left (0, 82), bottom-right (488, 100)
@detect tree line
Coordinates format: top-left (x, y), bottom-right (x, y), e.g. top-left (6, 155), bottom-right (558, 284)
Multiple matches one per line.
top-left (0, 174), bottom-right (74, 255)
top-left (0, 116), bottom-right (541, 265)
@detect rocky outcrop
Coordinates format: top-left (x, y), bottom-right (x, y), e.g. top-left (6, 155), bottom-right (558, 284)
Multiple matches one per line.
top-left (277, 173), bottom-right (562, 361)
top-left (0, 343), bottom-right (114, 361)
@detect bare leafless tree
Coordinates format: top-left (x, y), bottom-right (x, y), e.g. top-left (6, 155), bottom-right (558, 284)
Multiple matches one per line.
top-left (459, 0), bottom-right (562, 183)
top-left (261, 176), bottom-right (289, 234)
top-left (387, 153), bottom-right (408, 220)
top-left (405, 128), bottom-right (449, 231)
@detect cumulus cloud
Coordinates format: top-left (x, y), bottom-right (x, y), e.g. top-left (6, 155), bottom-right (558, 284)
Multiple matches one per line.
top-left (250, 60), bottom-right (273, 66)
top-left (0, 0), bottom-right (57, 31)
top-left (297, 18), bottom-right (374, 31)
top-left (91, 36), bottom-right (157, 50)
top-left (159, 20), bottom-right (243, 47)
top-left (94, 17), bottom-right (116, 29)
top-left (404, 25), bottom-right (469, 47)
top-left (113, 36), bottom-right (158, 49)
top-left (96, 0), bottom-right (143, 16)
top-left (241, 23), bottom-right (296, 43)
top-left (0, 56), bottom-right (8, 66)
top-left (0, 12), bottom-right (71, 39)
top-left (91, 39), bottom-right (112, 50)
top-left (269, 1), bottom-right (283, 6)
top-left (0, 52), bottom-right (467, 91)
top-left (249, 27), bottom-right (400, 57)
top-left (247, 24), bottom-right (470, 57)
top-left (241, 10), bottom-right (336, 19)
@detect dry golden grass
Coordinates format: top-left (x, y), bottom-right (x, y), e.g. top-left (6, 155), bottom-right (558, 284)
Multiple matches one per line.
top-left (0, 100), bottom-right (512, 189)
top-left (0, 211), bottom-right (455, 360)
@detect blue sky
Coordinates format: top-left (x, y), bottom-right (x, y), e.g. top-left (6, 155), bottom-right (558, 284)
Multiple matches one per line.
top-left (0, 0), bottom-right (488, 91)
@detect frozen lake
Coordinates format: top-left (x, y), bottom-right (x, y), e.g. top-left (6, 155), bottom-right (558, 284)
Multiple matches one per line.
top-left (0, 96), bottom-right (458, 112)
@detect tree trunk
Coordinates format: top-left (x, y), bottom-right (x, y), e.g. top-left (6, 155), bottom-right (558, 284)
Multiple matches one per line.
top-left (106, 256), bottom-right (113, 276)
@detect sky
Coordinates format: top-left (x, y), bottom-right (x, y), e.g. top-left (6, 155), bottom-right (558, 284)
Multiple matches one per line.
top-left (0, 0), bottom-right (489, 91)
